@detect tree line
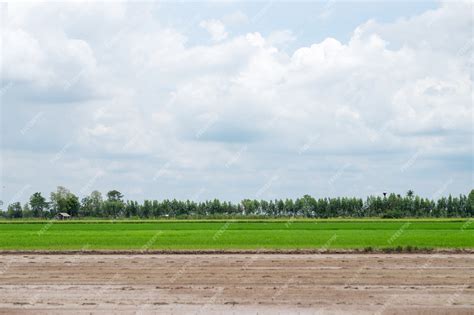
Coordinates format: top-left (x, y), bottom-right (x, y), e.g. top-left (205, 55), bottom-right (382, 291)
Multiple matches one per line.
top-left (1, 186), bottom-right (473, 219)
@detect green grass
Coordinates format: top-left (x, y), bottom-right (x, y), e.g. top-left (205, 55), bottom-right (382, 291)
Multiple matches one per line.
top-left (0, 219), bottom-right (472, 250)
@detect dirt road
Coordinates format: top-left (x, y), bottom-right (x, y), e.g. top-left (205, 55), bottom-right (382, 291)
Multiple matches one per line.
top-left (0, 254), bottom-right (472, 314)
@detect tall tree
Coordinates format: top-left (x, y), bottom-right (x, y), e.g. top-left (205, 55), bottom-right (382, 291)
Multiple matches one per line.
top-left (107, 190), bottom-right (123, 202)
top-left (29, 192), bottom-right (48, 217)
top-left (468, 189), bottom-right (474, 212)
top-left (50, 186), bottom-right (80, 216)
top-left (80, 190), bottom-right (103, 217)
top-left (104, 190), bottom-right (125, 217)
top-left (7, 202), bottom-right (23, 218)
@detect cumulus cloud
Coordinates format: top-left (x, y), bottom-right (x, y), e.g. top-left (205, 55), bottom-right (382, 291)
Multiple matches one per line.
top-left (1, 1), bottom-right (471, 203)
top-left (199, 19), bottom-right (228, 41)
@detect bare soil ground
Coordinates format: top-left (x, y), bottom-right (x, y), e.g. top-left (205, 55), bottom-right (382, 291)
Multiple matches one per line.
top-left (0, 254), bottom-right (472, 314)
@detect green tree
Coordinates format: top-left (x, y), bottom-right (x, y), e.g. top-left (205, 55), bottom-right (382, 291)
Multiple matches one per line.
top-left (50, 186), bottom-right (80, 217)
top-left (7, 202), bottom-right (23, 218)
top-left (107, 190), bottom-right (123, 202)
top-left (467, 189), bottom-right (474, 216)
top-left (103, 190), bottom-right (125, 217)
top-left (29, 192), bottom-right (48, 217)
top-left (80, 190), bottom-right (103, 217)
top-left (22, 203), bottom-right (33, 217)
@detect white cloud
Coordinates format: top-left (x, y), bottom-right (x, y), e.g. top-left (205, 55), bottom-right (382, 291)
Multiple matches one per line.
top-left (199, 19), bottom-right (228, 42)
top-left (1, 1), bottom-right (471, 203)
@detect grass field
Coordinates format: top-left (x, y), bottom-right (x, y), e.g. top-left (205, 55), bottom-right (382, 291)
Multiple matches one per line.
top-left (0, 219), bottom-right (472, 250)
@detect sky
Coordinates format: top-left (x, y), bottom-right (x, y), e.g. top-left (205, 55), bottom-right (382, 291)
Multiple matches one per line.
top-left (0, 0), bottom-right (472, 205)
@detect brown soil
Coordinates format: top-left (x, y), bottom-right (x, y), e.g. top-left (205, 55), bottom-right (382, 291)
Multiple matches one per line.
top-left (0, 254), bottom-right (472, 314)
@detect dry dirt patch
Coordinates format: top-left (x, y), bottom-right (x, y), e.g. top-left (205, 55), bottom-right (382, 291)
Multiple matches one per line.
top-left (0, 254), bottom-right (472, 314)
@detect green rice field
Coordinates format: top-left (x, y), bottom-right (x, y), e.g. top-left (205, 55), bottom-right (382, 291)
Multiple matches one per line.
top-left (0, 219), bottom-right (472, 250)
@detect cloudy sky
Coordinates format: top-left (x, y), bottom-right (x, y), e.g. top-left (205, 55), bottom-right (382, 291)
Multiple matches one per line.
top-left (1, 0), bottom-right (472, 204)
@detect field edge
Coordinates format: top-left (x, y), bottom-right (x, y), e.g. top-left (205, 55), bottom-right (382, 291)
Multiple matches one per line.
top-left (1, 248), bottom-right (474, 255)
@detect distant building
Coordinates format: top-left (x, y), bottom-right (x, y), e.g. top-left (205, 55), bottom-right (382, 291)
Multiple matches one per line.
top-left (57, 212), bottom-right (71, 220)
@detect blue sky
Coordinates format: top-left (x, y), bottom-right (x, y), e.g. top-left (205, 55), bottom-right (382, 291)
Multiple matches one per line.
top-left (0, 1), bottom-right (472, 205)
top-left (161, 1), bottom-right (439, 49)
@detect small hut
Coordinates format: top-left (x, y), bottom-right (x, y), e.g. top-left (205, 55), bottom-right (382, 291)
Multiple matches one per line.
top-left (57, 212), bottom-right (71, 220)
